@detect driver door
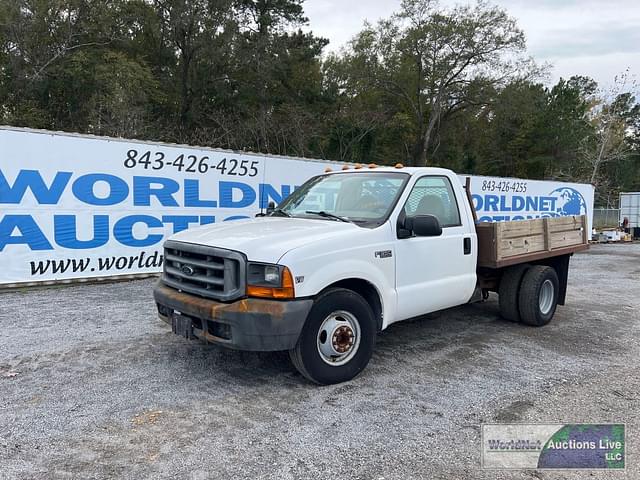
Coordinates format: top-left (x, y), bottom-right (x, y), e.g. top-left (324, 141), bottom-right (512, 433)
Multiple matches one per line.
top-left (394, 175), bottom-right (476, 321)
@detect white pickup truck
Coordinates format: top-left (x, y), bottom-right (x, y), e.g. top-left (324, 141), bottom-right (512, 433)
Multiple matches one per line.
top-left (154, 166), bottom-right (588, 384)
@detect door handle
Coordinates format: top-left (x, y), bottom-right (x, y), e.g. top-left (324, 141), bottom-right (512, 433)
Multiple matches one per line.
top-left (463, 237), bottom-right (471, 255)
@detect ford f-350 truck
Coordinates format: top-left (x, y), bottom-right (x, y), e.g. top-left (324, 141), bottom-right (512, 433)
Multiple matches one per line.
top-left (153, 166), bottom-right (588, 384)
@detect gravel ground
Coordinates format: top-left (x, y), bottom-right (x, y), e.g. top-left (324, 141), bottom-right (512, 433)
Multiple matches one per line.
top-left (1, 243), bottom-right (639, 479)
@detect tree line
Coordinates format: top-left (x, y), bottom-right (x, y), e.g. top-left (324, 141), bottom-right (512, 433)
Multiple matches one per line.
top-left (1, 0), bottom-right (638, 205)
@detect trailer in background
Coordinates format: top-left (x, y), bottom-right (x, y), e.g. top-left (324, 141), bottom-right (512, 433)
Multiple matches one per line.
top-left (619, 192), bottom-right (640, 238)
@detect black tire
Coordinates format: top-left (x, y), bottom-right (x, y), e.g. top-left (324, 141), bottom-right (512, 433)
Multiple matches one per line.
top-left (498, 264), bottom-right (530, 322)
top-left (518, 265), bottom-right (559, 326)
top-left (289, 288), bottom-right (376, 385)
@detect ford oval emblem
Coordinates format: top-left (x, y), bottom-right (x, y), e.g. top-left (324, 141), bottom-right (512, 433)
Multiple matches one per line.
top-left (181, 265), bottom-right (195, 276)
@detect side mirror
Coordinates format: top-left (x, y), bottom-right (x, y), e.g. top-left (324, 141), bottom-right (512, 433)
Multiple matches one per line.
top-left (266, 201), bottom-right (276, 215)
top-left (411, 215), bottom-right (442, 237)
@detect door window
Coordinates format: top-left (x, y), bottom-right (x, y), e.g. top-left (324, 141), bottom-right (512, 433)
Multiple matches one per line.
top-left (403, 176), bottom-right (461, 227)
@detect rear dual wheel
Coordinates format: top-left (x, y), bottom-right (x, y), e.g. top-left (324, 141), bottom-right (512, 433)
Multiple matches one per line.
top-left (499, 264), bottom-right (559, 326)
top-left (498, 264), bottom-right (529, 322)
top-left (518, 265), bottom-right (559, 326)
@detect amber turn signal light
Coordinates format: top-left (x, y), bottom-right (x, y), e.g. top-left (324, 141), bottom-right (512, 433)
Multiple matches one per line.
top-left (247, 267), bottom-right (295, 299)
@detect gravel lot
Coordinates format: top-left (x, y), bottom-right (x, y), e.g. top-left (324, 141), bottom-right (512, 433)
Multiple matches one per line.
top-left (1, 243), bottom-right (639, 479)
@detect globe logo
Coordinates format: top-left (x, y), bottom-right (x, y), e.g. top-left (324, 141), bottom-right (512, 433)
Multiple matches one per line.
top-left (549, 187), bottom-right (587, 216)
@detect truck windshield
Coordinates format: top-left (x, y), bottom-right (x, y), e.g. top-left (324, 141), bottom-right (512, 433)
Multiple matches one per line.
top-left (277, 172), bottom-right (409, 227)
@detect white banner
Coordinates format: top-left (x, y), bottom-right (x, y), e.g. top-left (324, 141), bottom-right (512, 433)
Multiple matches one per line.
top-left (0, 128), bottom-right (342, 284)
top-left (464, 175), bottom-right (594, 235)
top-left (0, 127), bottom-right (594, 285)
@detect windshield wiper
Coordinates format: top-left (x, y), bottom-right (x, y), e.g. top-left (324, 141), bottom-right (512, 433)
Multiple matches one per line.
top-left (305, 210), bottom-right (353, 223)
top-left (269, 208), bottom-right (291, 217)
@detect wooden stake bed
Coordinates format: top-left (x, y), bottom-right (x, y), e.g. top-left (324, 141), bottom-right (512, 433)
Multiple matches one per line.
top-left (476, 215), bottom-right (589, 269)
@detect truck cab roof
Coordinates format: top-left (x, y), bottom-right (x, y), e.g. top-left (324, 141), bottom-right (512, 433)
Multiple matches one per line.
top-left (325, 166), bottom-right (458, 178)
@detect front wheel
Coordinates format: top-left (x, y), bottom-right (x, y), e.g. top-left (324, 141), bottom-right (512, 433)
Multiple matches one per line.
top-left (289, 288), bottom-right (376, 385)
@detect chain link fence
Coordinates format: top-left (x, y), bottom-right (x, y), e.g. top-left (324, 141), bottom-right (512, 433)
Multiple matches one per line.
top-left (593, 208), bottom-right (620, 229)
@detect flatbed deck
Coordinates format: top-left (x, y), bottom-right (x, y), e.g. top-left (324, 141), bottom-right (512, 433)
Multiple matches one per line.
top-left (476, 215), bottom-right (589, 269)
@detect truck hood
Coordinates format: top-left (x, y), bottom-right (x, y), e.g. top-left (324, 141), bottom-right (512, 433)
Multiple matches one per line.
top-left (167, 217), bottom-right (360, 263)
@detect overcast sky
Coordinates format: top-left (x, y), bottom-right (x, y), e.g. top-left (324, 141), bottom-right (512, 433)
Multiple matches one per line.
top-left (304, 0), bottom-right (640, 90)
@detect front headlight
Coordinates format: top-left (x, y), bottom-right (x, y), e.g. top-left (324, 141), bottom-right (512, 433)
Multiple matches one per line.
top-left (248, 263), bottom-right (281, 287)
top-left (246, 262), bottom-right (295, 299)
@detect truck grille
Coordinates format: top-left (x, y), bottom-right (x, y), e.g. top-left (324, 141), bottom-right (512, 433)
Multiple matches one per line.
top-left (162, 240), bottom-right (246, 302)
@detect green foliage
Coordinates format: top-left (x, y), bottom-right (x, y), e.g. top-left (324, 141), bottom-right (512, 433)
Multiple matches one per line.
top-left (0, 0), bottom-right (638, 203)
top-left (335, 0), bottom-right (531, 166)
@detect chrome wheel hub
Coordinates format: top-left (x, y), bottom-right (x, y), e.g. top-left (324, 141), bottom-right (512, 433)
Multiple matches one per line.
top-left (539, 279), bottom-right (555, 315)
top-left (316, 310), bottom-right (361, 366)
